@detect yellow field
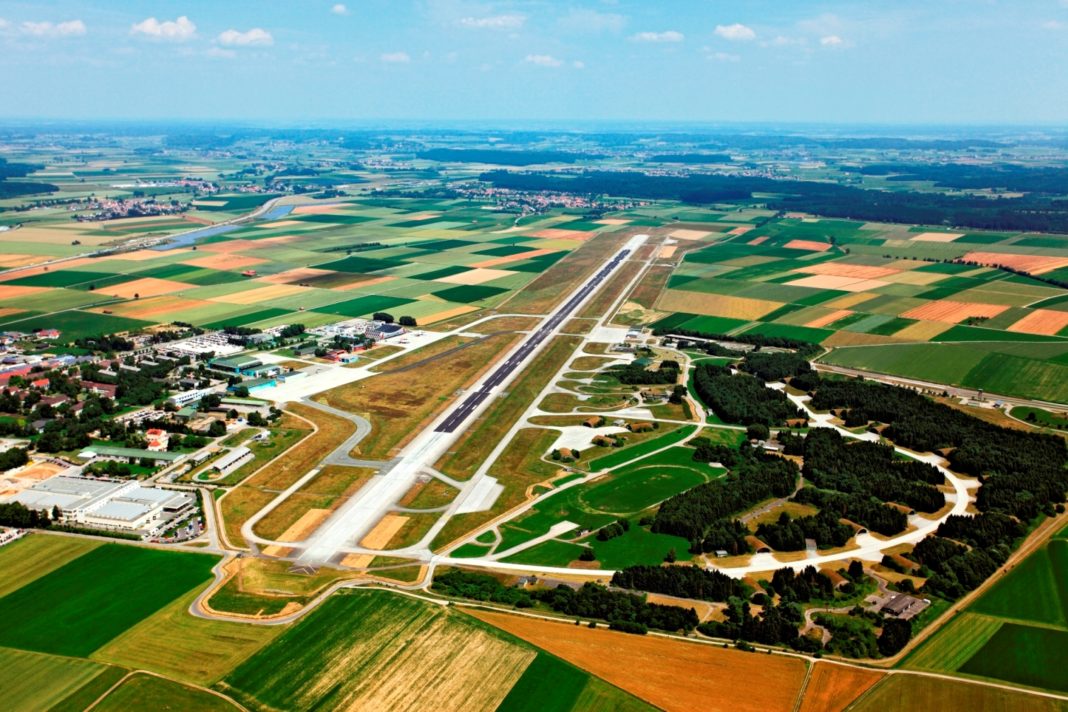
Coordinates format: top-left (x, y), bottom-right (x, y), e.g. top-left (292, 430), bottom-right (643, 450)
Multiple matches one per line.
top-left (93, 589), bottom-right (282, 685)
top-left (657, 289), bottom-right (782, 320)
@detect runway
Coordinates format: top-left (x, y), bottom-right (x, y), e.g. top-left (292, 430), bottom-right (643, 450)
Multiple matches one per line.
top-left (290, 235), bottom-right (647, 564)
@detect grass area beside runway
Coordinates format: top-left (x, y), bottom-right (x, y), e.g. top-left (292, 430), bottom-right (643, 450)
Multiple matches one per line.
top-left (219, 403), bottom-right (353, 547)
top-left (436, 335), bottom-right (582, 480)
top-left (587, 425), bottom-right (696, 470)
top-left (314, 332), bottom-right (521, 460)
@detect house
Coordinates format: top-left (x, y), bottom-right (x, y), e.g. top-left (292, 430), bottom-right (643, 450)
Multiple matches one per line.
top-left (880, 593), bottom-right (928, 620)
top-left (627, 422), bottom-right (655, 433)
top-left (30, 378), bottom-right (50, 389)
top-left (145, 428), bottom-right (169, 452)
top-left (82, 381), bottom-right (118, 399)
top-left (369, 322), bottom-right (405, 340)
top-left (34, 329), bottom-right (60, 340)
top-left (583, 416), bottom-right (604, 428)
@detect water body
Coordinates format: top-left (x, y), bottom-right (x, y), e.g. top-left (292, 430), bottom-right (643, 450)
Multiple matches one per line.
top-left (151, 223), bottom-right (241, 251)
top-left (152, 203), bottom-right (293, 251)
top-left (258, 204), bottom-right (295, 221)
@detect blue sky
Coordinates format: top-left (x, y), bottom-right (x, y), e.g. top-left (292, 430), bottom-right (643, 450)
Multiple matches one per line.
top-left (2, 1), bottom-right (1067, 124)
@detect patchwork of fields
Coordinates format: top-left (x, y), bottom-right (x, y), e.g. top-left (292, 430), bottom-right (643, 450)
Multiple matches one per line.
top-left (645, 215), bottom-right (1068, 402)
top-left (0, 535), bottom-right (654, 711)
top-left (902, 526), bottom-right (1068, 694)
top-left (0, 197), bottom-right (627, 339)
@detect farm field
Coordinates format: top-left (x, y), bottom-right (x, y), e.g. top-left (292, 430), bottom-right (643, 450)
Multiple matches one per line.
top-left (94, 673), bottom-right (241, 712)
top-left (644, 215), bottom-right (1068, 403)
top-left (0, 196), bottom-right (628, 342)
top-left (0, 533), bottom-right (101, 597)
top-left (796, 663), bottom-right (884, 712)
top-left (848, 673), bottom-right (1065, 712)
top-left (93, 589), bottom-right (283, 686)
top-left (218, 590), bottom-right (648, 712)
top-left (902, 538), bottom-right (1068, 694)
top-left (469, 608), bottom-right (809, 712)
top-left (0, 646), bottom-right (111, 712)
top-left (0, 543), bottom-right (216, 657)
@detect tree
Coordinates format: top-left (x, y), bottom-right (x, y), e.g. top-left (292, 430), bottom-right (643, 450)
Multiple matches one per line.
top-left (399, 315), bottom-right (417, 327)
top-left (248, 411), bottom-right (266, 427)
top-left (372, 312), bottom-right (395, 324)
top-left (208, 419), bottom-right (226, 437)
top-left (746, 423), bottom-right (770, 441)
top-left (877, 618), bottom-right (912, 656)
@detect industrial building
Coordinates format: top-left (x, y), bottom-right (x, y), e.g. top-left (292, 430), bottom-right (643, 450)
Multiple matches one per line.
top-left (212, 446), bottom-right (253, 476)
top-left (9, 476), bottom-right (195, 534)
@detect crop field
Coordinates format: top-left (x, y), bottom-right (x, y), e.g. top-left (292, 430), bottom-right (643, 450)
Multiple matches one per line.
top-left (0, 196), bottom-right (629, 342)
top-left (958, 623), bottom-right (1068, 692)
top-left (220, 591), bottom-right (535, 712)
top-left (0, 647), bottom-right (110, 712)
top-left (0, 533), bottom-right (101, 597)
top-left (470, 609), bottom-right (808, 712)
top-left (796, 663), bottom-right (884, 712)
top-left (640, 216), bottom-right (1068, 402)
top-left (95, 674), bottom-right (240, 712)
top-left (0, 543), bottom-right (215, 657)
top-left (903, 538), bottom-right (1068, 693)
top-left (848, 673), bottom-right (1065, 712)
top-left (93, 589), bottom-right (283, 685)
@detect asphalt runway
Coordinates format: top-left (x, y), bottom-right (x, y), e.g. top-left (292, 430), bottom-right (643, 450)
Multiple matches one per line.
top-left (435, 248), bottom-right (631, 433)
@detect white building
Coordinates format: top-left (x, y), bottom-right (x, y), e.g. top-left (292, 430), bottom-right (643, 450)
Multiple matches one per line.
top-left (9, 476), bottom-right (194, 533)
top-left (212, 446), bottom-right (253, 476)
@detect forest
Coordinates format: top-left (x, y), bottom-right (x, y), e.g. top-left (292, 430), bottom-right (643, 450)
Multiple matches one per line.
top-left (692, 362), bottom-right (802, 425)
top-left (611, 564), bottom-right (748, 601)
top-left (479, 169), bottom-right (1068, 232)
top-left (653, 450), bottom-right (798, 553)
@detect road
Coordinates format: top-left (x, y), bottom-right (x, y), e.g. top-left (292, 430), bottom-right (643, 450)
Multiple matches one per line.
top-left (281, 234), bottom-right (648, 565)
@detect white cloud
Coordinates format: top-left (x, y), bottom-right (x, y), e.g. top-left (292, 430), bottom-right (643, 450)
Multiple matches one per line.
top-left (217, 27), bottom-right (273, 46)
top-left (0, 18), bottom-right (9, 30)
top-left (820, 34), bottom-right (844, 47)
top-left (558, 9), bottom-right (625, 33)
top-left (572, 59), bottom-right (585, 69)
top-left (380, 51), bottom-right (411, 63)
top-left (1042, 19), bottom-right (1064, 30)
top-left (525, 53), bottom-right (564, 67)
top-left (331, 4), bottom-right (349, 15)
top-left (205, 46), bottom-right (236, 59)
top-left (714, 23), bottom-right (755, 41)
top-left (458, 14), bottom-right (525, 30)
top-left (711, 51), bottom-right (740, 62)
top-left (130, 16), bottom-right (196, 41)
top-left (632, 30), bottom-right (683, 43)
top-left (20, 20), bottom-right (86, 37)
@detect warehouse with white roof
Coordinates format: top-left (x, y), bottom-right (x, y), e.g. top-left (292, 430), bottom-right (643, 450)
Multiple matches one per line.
top-left (9, 475), bottom-right (195, 534)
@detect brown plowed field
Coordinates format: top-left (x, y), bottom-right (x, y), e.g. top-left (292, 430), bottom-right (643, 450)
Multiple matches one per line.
top-left (962, 251), bottom-right (1068, 275)
top-left (468, 610), bottom-right (807, 712)
top-left (797, 663), bottom-right (884, 712)
top-left (900, 299), bottom-right (1007, 323)
top-left (1006, 308), bottom-right (1068, 335)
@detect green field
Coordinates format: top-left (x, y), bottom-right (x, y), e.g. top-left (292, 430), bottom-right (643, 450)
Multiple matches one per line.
top-left (959, 623), bottom-right (1068, 692)
top-left (0, 544), bottom-right (215, 657)
top-left (901, 612), bottom-right (1003, 673)
top-left (0, 647), bottom-right (110, 712)
top-left (850, 673), bottom-right (1066, 712)
top-left (220, 591), bottom-right (535, 711)
top-left (95, 674), bottom-right (240, 712)
top-left (93, 589), bottom-right (283, 685)
top-left (970, 539), bottom-right (1068, 627)
top-left (587, 425), bottom-right (697, 470)
top-left (0, 534), bottom-right (101, 597)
